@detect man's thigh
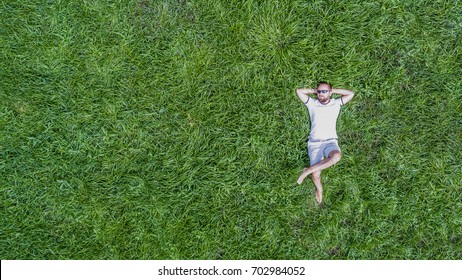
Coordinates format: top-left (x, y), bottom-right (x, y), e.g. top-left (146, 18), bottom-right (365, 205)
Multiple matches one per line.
top-left (308, 142), bottom-right (323, 166)
top-left (308, 141), bottom-right (341, 165)
top-left (323, 141), bottom-right (341, 158)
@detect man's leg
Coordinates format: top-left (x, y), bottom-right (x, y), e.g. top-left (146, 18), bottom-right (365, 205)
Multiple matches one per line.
top-left (297, 150), bottom-right (341, 184)
top-left (311, 171), bottom-right (323, 204)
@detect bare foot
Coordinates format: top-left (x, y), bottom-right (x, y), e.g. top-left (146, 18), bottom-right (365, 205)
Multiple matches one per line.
top-left (297, 168), bottom-right (310, 184)
top-left (315, 189), bottom-right (322, 204)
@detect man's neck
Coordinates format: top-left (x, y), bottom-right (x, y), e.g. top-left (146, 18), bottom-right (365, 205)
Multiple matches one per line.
top-left (319, 99), bottom-right (331, 105)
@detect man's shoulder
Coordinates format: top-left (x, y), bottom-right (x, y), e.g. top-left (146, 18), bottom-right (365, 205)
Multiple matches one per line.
top-left (305, 96), bottom-right (315, 106)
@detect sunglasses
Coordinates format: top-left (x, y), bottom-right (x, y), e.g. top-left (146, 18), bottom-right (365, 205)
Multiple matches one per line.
top-left (317, 90), bottom-right (330, 94)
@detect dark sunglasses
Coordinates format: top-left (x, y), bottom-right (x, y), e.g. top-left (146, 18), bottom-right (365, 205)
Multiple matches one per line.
top-left (317, 90), bottom-right (330, 94)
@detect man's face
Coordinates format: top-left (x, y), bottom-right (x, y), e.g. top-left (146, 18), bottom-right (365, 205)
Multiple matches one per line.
top-left (316, 84), bottom-right (332, 104)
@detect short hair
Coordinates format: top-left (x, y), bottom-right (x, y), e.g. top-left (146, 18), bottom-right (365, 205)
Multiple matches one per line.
top-left (317, 81), bottom-right (332, 89)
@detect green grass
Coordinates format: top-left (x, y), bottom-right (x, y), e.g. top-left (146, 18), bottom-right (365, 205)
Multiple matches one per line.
top-left (1, 0), bottom-right (461, 259)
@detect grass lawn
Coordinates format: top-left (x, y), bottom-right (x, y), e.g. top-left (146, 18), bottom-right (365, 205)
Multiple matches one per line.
top-left (1, 0), bottom-right (461, 259)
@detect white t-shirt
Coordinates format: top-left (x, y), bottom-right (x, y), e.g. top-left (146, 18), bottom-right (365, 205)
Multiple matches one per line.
top-left (305, 97), bottom-right (343, 141)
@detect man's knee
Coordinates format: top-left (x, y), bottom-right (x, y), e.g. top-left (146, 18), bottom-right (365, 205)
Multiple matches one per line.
top-left (329, 151), bottom-right (342, 163)
top-left (312, 171), bottom-right (321, 180)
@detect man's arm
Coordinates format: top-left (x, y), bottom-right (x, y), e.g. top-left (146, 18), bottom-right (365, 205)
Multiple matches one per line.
top-left (296, 87), bottom-right (316, 104)
top-left (332, 88), bottom-right (355, 105)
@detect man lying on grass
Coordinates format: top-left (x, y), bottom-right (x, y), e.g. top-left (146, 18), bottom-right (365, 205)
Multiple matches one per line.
top-left (296, 82), bottom-right (355, 206)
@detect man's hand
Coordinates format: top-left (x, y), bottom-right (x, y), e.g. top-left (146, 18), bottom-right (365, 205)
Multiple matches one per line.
top-left (332, 88), bottom-right (355, 105)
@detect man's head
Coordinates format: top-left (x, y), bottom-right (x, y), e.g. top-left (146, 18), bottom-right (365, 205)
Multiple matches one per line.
top-left (316, 81), bottom-right (333, 104)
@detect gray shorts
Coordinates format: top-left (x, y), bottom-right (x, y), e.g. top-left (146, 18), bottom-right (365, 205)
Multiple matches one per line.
top-left (307, 139), bottom-right (341, 166)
